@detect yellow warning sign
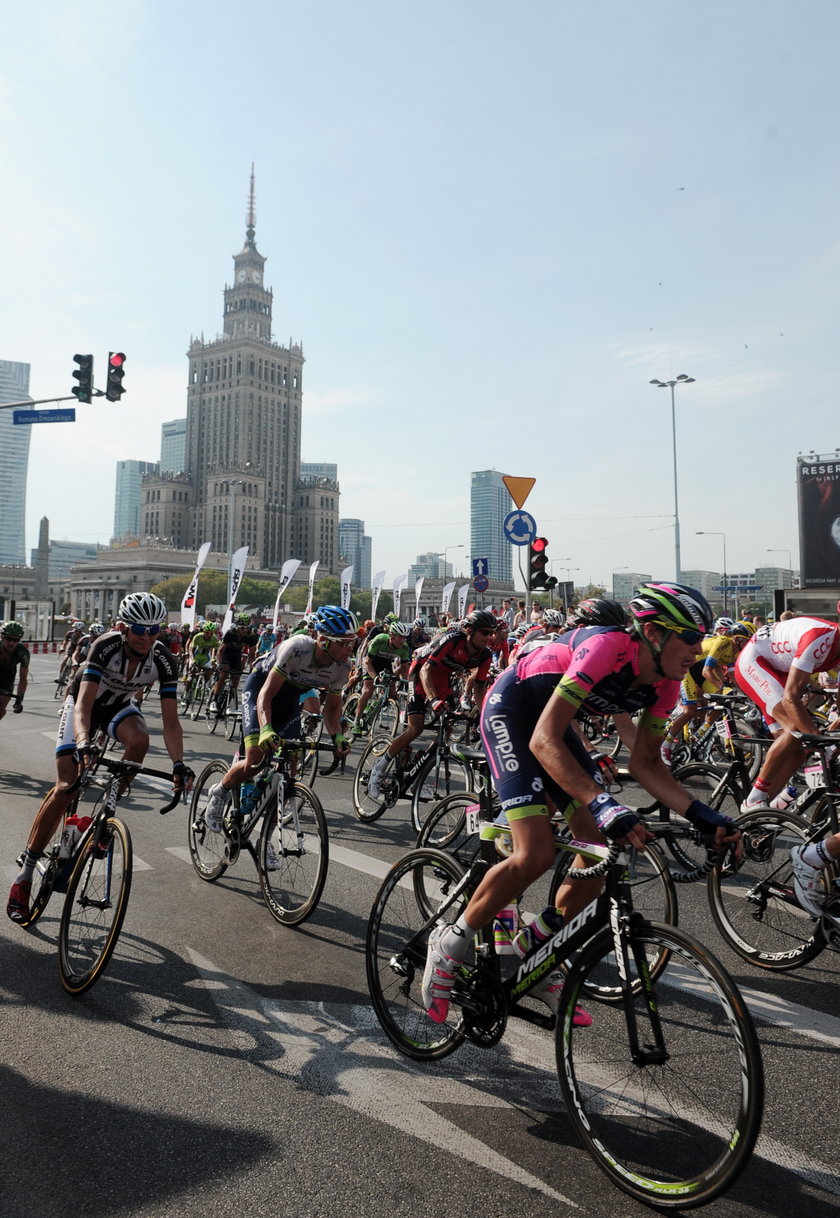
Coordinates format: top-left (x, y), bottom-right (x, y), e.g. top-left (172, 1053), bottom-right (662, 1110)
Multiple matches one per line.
top-left (502, 475), bottom-right (536, 510)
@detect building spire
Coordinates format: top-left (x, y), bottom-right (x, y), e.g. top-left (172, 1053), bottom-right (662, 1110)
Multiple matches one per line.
top-left (246, 163), bottom-right (256, 244)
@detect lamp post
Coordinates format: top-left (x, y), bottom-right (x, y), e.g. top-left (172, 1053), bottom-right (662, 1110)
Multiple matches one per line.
top-left (649, 374), bottom-right (695, 582)
top-left (441, 544), bottom-right (464, 579)
top-left (550, 558), bottom-right (571, 607)
top-left (562, 567), bottom-right (580, 615)
top-left (610, 565), bottom-right (629, 599)
top-left (696, 530), bottom-right (728, 614)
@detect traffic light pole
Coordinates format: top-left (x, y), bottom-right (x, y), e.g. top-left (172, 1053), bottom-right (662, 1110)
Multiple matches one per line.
top-left (0, 392), bottom-right (105, 410)
top-left (518, 550), bottom-right (531, 617)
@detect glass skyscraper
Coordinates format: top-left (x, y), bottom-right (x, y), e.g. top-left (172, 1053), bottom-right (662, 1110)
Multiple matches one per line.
top-left (0, 361), bottom-right (32, 565)
top-left (114, 460), bottom-right (160, 540)
top-left (470, 470), bottom-right (513, 583)
top-left (160, 418), bottom-right (187, 473)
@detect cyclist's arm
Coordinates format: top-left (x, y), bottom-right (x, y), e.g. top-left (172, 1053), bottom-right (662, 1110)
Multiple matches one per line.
top-left (774, 665), bottom-right (823, 734)
top-left (628, 717), bottom-right (699, 815)
top-left (321, 689), bottom-right (343, 737)
top-left (160, 697), bottom-right (187, 769)
top-left (15, 660), bottom-right (28, 701)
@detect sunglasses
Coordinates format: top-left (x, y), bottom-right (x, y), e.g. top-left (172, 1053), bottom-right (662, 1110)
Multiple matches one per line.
top-left (128, 623), bottom-right (161, 636)
top-left (670, 627), bottom-right (704, 646)
top-left (329, 636), bottom-right (356, 647)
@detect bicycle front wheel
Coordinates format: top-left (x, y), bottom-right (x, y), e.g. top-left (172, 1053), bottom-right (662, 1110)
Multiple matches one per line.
top-left (190, 678), bottom-right (207, 720)
top-left (352, 736), bottom-right (394, 822)
top-left (415, 792), bottom-right (482, 872)
top-left (224, 687), bottom-right (240, 741)
top-left (187, 760), bottom-right (230, 881)
top-left (708, 808), bottom-right (825, 970)
top-left (666, 763), bottom-right (741, 871)
top-left (557, 921), bottom-right (764, 1208)
top-left (366, 848), bottom-right (468, 1060)
top-left (58, 817), bottom-right (132, 996)
top-left (258, 782), bottom-right (328, 925)
top-left (410, 751), bottom-right (472, 834)
top-left (371, 697), bottom-right (401, 738)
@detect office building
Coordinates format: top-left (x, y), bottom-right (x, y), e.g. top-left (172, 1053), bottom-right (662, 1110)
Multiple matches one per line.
top-left (160, 418), bottom-right (187, 473)
top-left (114, 460), bottom-right (160, 540)
top-left (339, 518), bottom-right (372, 588)
top-left (470, 470), bottom-right (512, 584)
top-left (612, 571), bottom-right (651, 602)
top-left (0, 360), bottom-right (32, 565)
top-left (302, 462), bottom-right (338, 482)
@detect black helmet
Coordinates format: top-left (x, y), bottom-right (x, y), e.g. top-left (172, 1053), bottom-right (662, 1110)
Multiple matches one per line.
top-left (463, 609), bottom-right (497, 632)
top-left (570, 597), bottom-right (628, 629)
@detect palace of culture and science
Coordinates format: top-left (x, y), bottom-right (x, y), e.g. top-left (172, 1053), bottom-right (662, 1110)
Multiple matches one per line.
top-left (60, 175), bottom-right (340, 620)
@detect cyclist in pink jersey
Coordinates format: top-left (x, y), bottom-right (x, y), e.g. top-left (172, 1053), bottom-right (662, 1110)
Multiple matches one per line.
top-left (421, 583), bottom-right (741, 1024)
top-left (735, 615), bottom-right (840, 916)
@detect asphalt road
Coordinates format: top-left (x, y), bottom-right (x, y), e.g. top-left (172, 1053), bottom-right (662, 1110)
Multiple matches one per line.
top-left (1, 656), bottom-right (839, 1217)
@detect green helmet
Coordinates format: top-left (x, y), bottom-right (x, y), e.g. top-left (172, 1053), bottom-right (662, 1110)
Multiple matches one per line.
top-left (1, 621), bottom-right (23, 639)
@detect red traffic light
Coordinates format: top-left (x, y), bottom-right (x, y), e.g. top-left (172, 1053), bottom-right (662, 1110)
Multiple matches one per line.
top-left (109, 352), bottom-right (125, 369)
top-left (531, 537), bottom-right (548, 553)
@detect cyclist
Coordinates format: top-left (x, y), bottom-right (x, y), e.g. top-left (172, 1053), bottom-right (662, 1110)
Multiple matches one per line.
top-left (187, 620), bottom-right (219, 683)
top-left (421, 582), bottom-right (741, 1023)
top-left (202, 605), bottom-right (356, 834)
top-left (0, 622), bottom-right (29, 720)
top-left (660, 619), bottom-right (753, 764)
top-left (366, 609), bottom-right (497, 799)
top-left (351, 620), bottom-right (411, 736)
top-left (6, 593), bottom-right (192, 924)
top-left (209, 615), bottom-right (250, 712)
top-left (733, 614), bottom-right (840, 914)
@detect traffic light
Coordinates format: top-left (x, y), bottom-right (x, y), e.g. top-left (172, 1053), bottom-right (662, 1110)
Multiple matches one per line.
top-left (529, 537), bottom-right (549, 589)
top-left (72, 354), bottom-right (93, 403)
top-left (105, 351), bottom-right (126, 401)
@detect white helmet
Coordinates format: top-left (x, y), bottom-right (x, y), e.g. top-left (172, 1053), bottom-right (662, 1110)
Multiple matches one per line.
top-left (118, 592), bottom-right (167, 627)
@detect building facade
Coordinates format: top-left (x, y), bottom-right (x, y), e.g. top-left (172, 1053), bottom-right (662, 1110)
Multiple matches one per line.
top-left (0, 360), bottom-right (32, 565)
top-left (612, 571), bottom-right (651, 602)
top-left (470, 470), bottom-right (513, 584)
top-left (160, 418), bottom-right (187, 473)
top-left (339, 518), bottom-right (372, 588)
top-left (302, 461), bottom-right (338, 482)
top-left (114, 460), bottom-right (160, 541)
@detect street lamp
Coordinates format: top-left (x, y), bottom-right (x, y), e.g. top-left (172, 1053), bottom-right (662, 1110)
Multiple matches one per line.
top-left (438, 544), bottom-right (464, 578)
top-left (649, 374), bottom-right (696, 582)
top-left (610, 565), bottom-right (629, 598)
top-left (561, 567), bottom-right (580, 615)
top-left (696, 530), bottom-right (728, 614)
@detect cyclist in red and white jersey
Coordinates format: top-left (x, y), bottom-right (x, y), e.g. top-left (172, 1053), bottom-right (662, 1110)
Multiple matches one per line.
top-left (735, 614), bottom-right (840, 916)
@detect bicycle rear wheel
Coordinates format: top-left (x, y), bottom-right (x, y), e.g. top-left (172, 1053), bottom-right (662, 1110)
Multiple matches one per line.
top-left (707, 808), bottom-right (825, 970)
top-left (187, 761), bottom-right (230, 881)
top-left (371, 697), bottom-right (400, 738)
top-left (352, 736), bottom-right (394, 822)
top-left (557, 922), bottom-right (764, 1208)
top-left (366, 848), bottom-right (468, 1060)
top-left (205, 688), bottom-right (228, 734)
top-left (224, 686), bottom-right (240, 741)
top-left (58, 817), bottom-right (132, 996)
top-left (258, 782), bottom-right (328, 925)
top-left (666, 763), bottom-right (741, 871)
top-left (190, 677), bottom-right (207, 720)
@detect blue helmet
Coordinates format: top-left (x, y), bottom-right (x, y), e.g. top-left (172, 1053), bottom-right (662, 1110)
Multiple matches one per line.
top-left (314, 605), bottom-right (359, 637)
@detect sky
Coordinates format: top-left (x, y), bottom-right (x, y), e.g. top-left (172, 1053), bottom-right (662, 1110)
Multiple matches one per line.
top-left (3, 0), bottom-right (839, 594)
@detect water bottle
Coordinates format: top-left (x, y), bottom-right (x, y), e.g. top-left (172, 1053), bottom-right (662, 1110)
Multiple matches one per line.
top-left (511, 906), bottom-right (565, 958)
top-left (493, 901), bottom-right (521, 954)
top-left (240, 772), bottom-right (269, 817)
top-left (58, 814), bottom-right (91, 860)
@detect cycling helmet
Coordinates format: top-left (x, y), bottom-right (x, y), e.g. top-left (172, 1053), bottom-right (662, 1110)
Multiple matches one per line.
top-left (202, 621), bottom-right (216, 634)
top-left (463, 609), bottom-right (498, 632)
top-left (89, 623), bottom-right (106, 637)
top-left (314, 605), bottom-right (359, 637)
top-left (714, 616), bottom-right (736, 635)
top-left (118, 592), bottom-right (167, 627)
top-left (570, 597), bottom-right (628, 629)
top-left (514, 623), bottom-right (532, 639)
top-left (1, 621), bottom-right (23, 639)
top-left (236, 613), bottom-right (251, 626)
top-left (542, 608), bottom-right (565, 627)
top-left (388, 620), bottom-right (411, 637)
top-left (627, 583), bottom-right (714, 636)
top-left (731, 621), bottom-right (756, 638)
top-left (413, 616), bottom-right (427, 628)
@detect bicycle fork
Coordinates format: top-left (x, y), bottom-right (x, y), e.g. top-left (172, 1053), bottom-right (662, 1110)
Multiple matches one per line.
top-left (610, 901), bottom-right (669, 1067)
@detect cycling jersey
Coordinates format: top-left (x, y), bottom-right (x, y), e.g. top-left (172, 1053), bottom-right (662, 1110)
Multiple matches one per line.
top-left (0, 643), bottom-right (29, 696)
top-left (682, 634), bottom-right (736, 701)
top-left (240, 635), bottom-right (350, 744)
top-left (217, 629), bottom-right (246, 672)
top-left (366, 633), bottom-right (409, 671)
top-left (513, 626), bottom-right (679, 728)
top-left (735, 617), bottom-right (840, 721)
top-left (408, 628), bottom-right (492, 699)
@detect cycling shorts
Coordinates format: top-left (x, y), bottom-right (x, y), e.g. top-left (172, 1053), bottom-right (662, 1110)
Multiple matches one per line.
top-left (240, 667), bottom-right (301, 749)
top-left (55, 693), bottom-right (143, 758)
top-left (479, 671), bottom-right (600, 821)
top-left (734, 649), bottom-right (786, 732)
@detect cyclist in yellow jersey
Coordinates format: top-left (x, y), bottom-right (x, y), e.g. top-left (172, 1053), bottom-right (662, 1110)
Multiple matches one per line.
top-left (661, 619), bottom-right (751, 764)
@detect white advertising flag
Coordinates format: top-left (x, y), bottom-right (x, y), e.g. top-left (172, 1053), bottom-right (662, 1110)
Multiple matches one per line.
top-left (180, 541), bottom-right (211, 627)
top-left (414, 577), bottom-right (424, 619)
top-left (222, 545), bottom-right (250, 633)
top-left (393, 573), bottom-right (408, 618)
top-left (457, 583), bottom-right (470, 620)
top-left (370, 570), bottom-right (386, 622)
top-left (340, 566), bottom-right (354, 610)
top-left (272, 559), bottom-right (302, 630)
top-left (305, 560), bottom-right (320, 615)
top-left (440, 581), bottom-right (456, 616)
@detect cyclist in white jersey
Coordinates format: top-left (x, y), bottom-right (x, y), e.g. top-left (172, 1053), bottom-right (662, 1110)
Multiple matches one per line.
top-left (735, 615), bottom-right (840, 915)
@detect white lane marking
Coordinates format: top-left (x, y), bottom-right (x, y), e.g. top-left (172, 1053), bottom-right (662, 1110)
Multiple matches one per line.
top-left (184, 950), bottom-right (840, 1202)
top-left (185, 948), bottom-right (579, 1206)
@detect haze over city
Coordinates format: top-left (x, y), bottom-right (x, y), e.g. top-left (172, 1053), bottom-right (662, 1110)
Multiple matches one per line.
top-left (4, 1), bottom-right (839, 589)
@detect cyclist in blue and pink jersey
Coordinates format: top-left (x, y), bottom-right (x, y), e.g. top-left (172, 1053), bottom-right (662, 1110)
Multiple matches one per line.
top-left (735, 613), bottom-right (840, 916)
top-left (421, 582), bottom-right (741, 1024)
